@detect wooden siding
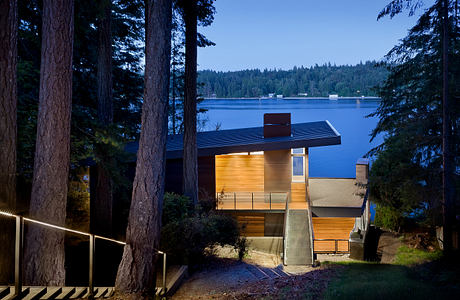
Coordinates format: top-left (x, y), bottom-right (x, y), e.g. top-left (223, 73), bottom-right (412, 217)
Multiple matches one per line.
top-left (235, 213), bottom-right (265, 237)
top-left (312, 217), bottom-right (355, 252)
top-left (264, 150), bottom-right (291, 193)
top-left (215, 155), bottom-right (264, 193)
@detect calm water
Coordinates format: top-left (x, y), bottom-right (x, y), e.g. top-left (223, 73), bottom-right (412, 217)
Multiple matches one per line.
top-left (199, 98), bottom-right (383, 178)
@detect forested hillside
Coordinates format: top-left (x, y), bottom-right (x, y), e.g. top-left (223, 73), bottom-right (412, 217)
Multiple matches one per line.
top-left (198, 61), bottom-right (388, 98)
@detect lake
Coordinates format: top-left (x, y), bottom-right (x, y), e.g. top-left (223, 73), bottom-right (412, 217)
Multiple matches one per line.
top-left (198, 98), bottom-right (383, 178)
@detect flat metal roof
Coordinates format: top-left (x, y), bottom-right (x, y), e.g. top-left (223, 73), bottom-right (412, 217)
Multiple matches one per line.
top-left (126, 120), bottom-right (341, 159)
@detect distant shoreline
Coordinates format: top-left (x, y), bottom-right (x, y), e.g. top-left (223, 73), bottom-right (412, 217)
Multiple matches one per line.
top-left (202, 96), bottom-right (381, 100)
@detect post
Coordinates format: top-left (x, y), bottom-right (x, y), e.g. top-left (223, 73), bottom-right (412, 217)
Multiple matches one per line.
top-left (162, 253), bottom-right (167, 294)
top-left (14, 216), bottom-right (24, 297)
top-left (335, 240), bottom-right (338, 253)
top-left (234, 192), bottom-right (236, 210)
top-left (270, 193), bottom-right (272, 210)
top-left (251, 193), bottom-right (254, 210)
top-left (89, 234), bottom-right (95, 299)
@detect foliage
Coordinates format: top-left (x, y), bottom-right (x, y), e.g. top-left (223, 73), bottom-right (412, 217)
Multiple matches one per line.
top-left (374, 204), bottom-right (405, 231)
top-left (160, 193), bottom-right (239, 265)
top-left (17, 0), bottom-right (144, 181)
top-left (162, 192), bottom-right (193, 225)
top-left (198, 61), bottom-right (388, 98)
top-left (394, 245), bottom-right (442, 265)
top-left (368, 0), bottom-right (460, 228)
top-left (66, 168), bottom-right (90, 232)
top-left (235, 236), bottom-right (248, 261)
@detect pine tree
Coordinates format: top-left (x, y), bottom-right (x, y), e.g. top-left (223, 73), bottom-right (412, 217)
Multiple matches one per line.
top-left (24, 0), bottom-right (74, 285)
top-left (115, 0), bottom-right (171, 296)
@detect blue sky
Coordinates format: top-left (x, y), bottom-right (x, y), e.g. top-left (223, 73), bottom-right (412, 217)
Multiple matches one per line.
top-left (197, 0), bottom-right (425, 71)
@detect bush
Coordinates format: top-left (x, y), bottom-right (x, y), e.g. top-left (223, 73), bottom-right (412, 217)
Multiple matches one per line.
top-left (374, 204), bottom-right (404, 232)
top-left (160, 193), bottom-right (239, 266)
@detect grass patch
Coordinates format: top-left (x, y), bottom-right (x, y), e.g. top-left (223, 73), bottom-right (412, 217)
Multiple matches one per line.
top-left (394, 245), bottom-right (442, 266)
top-left (323, 261), bottom-right (459, 300)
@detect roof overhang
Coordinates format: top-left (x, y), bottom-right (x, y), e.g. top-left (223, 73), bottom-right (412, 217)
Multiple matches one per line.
top-left (165, 120), bottom-right (341, 159)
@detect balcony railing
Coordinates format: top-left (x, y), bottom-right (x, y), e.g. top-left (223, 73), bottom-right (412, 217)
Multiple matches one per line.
top-left (216, 192), bottom-right (289, 210)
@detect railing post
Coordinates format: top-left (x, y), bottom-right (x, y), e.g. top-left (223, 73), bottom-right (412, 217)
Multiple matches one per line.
top-left (252, 193), bottom-right (254, 210)
top-left (14, 215), bottom-right (24, 297)
top-left (335, 240), bottom-right (338, 253)
top-left (89, 234), bottom-right (95, 299)
top-left (234, 192), bottom-right (236, 210)
top-left (269, 193), bottom-right (272, 210)
top-left (162, 252), bottom-right (167, 294)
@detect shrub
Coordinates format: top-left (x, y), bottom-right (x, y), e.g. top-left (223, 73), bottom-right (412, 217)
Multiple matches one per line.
top-left (235, 237), bottom-right (248, 261)
top-left (374, 204), bottom-right (404, 232)
top-left (160, 193), bottom-right (239, 266)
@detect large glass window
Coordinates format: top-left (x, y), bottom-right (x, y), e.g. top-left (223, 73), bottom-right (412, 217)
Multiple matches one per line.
top-left (292, 156), bottom-right (304, 176)
top-left (291, 148), bottom-right (306, 182)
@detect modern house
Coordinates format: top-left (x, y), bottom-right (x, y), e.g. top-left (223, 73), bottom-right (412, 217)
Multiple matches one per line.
top-left (129, 113), bottom-right (370, 265)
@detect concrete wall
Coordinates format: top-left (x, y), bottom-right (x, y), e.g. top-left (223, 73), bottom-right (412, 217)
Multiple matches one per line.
top-left (246, 237), bottom-right (284, 255)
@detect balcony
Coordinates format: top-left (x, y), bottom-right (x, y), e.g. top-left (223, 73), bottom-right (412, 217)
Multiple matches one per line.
top-left (216, 192), bottom-right (289, 210)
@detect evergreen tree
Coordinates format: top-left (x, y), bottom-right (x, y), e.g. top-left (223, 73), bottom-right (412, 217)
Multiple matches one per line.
top-left (24, 0), bottom-right (74, 285)
top-left (115, 0), bottom-right (171, 296)
top-left (369, 1), bottom-right (459, 240)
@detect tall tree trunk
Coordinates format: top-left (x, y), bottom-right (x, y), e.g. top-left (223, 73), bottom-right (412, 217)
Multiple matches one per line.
top-left (115, 0), bottom-right (171, 297)
top-left (91, 0), bottom-right (114, 237)
top-left (441, 0), bottom-right (454, 254)
top-left (0, 0), bottom-right (17, 284)
top-left (182, 0), bottom-right (198, 204)
top-left (24, 0), bottom-right (74, 285)
top-left (171, 30), bottom-right (176, 135)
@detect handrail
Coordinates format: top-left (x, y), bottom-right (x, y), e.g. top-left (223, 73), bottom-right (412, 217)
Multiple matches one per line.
top-left (0, 210), bottom-right (167, 297)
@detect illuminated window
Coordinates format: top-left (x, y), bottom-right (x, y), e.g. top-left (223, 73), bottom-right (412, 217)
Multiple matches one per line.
top-left (291, 148), bottom-right (305, 182)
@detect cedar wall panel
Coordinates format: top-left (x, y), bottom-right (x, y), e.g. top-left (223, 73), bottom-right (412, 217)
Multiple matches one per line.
top-left (215, 155), bottom-right (264, 193)
top-left (264, 150), bottom-right (291, 193)
top-left (233, 213), bottom-right (265, 236)
top-left (312, 217), bottom-right (355, 252)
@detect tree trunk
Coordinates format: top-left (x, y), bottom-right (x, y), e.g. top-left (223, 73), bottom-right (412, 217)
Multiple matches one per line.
top-left (182, 0), bottom-right (198, 205)
top-left (0, 0), bottom-right (17, 284)
top-left (441, 0), bottom-right (454, 254)
top-left (24, 0), bottom-right (74, 285)
top-left (115, 0), bottom-right (171, 296)
top-left (91, 0), bottom-right (114, 237)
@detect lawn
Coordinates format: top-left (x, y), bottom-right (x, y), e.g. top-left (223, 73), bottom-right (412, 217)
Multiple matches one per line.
top-left (322, 247), bottom-right (460, 300)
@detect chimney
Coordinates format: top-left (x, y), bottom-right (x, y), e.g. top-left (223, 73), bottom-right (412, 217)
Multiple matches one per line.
top-left (263, 113), bottom-right (291, 138)
top-left (356, 158), bottom-right (369, 184)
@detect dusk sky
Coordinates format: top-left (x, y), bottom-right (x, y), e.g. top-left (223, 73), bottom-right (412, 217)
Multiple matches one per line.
top-left (197, 0), bottom-right (427, 71)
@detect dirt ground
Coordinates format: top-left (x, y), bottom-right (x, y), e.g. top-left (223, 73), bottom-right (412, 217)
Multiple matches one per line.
top-left (377, 232), bottom-right (402, 264)
top-left (171, 246), bottom-right (348, 299)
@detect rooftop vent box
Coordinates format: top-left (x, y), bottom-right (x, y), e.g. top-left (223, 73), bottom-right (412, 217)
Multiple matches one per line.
top-left (263, 113), bottom-right (291, 138)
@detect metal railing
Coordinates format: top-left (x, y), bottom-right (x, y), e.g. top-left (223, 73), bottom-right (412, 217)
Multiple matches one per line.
top-left (216, 192), bottom-right (289, 210)
top-left (313, 238), bottom-right (350, 254)
top-left (0, 210), bottom-right (167, 298)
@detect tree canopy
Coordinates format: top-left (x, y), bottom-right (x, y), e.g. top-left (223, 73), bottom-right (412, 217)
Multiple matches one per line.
top-left (369, 0), bottom-right (459, 228)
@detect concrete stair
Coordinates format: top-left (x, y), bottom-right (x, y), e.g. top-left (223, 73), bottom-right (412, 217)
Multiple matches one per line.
top-left (284, 209), bottom-right (313, 265)
top-left (245, 264), bottom-right (291, 280)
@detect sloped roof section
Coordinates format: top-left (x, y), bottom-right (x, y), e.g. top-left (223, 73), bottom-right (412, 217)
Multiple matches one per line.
top-left (126, 120), bottom-right (341, 159)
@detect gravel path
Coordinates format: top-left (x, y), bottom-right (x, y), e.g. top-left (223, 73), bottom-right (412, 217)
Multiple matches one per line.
top-left (171, 247), bottom-right (349, 299)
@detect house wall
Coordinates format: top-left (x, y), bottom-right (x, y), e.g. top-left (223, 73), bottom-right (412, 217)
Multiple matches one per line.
top-left (312, 217), bottom-right (355, 252)
top-left (165, 156), bottom-right (216, 197)
top-left (215, 154), bottom-right (264, 193)
top-left (263, 150), bottom-right (291, 193)
top-left (230, 212), bottom-right (285, 237)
